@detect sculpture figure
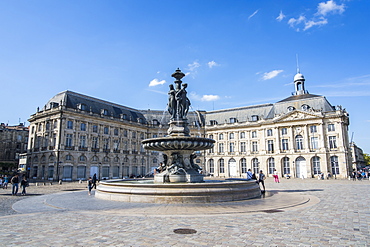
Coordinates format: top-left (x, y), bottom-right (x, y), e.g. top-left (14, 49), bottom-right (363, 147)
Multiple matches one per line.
top-left (168, 84), bottom-right (177, 119)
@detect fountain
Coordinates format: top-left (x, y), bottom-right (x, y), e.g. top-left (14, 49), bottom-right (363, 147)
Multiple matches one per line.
top-left (95, 69), bottom-right (261, 203)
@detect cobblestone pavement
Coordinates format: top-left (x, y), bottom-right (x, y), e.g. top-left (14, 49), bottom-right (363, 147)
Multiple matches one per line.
top-left (1, 178), bottom-right (370, 246)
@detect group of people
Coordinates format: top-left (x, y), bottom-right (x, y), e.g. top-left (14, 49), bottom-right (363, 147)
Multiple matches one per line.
top-left (0, 174), bottom-right (29, 195)
top-left (245, 168), bottom-right (283, 193)
top-left (351, 169), bottom-right (369, 181)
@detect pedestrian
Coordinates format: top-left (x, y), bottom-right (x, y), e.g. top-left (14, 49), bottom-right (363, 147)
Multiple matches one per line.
top-left (11, 174), bottom-right (19, 196)
top-left (258, 170), bottom-right (266, 192)
top-left (3, 175), bottom-right (9, 189)
top-left (92, 173), bottom-right (97, 189)
top-left (20, 176), bottom-right (29, 195)
top-left (246, 169), bottom-right (253, 180)
top-left (87, 177), bottom-right (93, 195)
top-left (0, 177), bottom-right (3, 188)
top-left (273, 169), bottom-right (280, 183)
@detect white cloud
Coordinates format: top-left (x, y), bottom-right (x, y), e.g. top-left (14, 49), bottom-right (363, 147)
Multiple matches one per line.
top-left (276, 11), bottom-right (286, 22)
top-left (288, 15), bottom-right (306, 28)
top-left (317, 0), bottom-right (345, 16)
top-left (207, 61), bottom-right (219, 68)
top-left (304, 17), bottom-right (328, 30)
top-left (187, 61), bottom-right (200, 71)
top-left (262, 70), bottom-right (284, 80)
top-left (149, 78), bottom-right (166, 87)
top-left (201, 95), bottom-right (220, 101)
top-left (248, 9), bottom-right (259, 20)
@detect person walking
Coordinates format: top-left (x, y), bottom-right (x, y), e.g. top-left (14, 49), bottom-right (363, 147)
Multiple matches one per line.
top-left (20, 176), bottom-right (29, 195)
top-left (87, 177), bottom-right (93, 195)
top-left (3, 175), bottom-right (9, 189)
top-left (258, 170), bottom-right (266, 192)
top-left (11, 174), bottom-right (19, 196)
top-left (273, 169), bottom-right (280, 183)
top-left (92, 173), bottom-right (97, 189)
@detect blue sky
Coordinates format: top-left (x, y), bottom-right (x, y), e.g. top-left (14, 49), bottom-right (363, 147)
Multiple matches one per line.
top-left (0, 0), bottom-right (369, 152)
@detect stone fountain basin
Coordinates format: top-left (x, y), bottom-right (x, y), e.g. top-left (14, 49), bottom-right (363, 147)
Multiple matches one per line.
top-left (141, 136), bottom-right (215, 151)
top-left (95, 178), bottom-right (261, 203)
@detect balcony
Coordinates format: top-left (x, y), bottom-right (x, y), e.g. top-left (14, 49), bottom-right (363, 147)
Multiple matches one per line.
top-left (103, 149), bottom-right (110, 153)
top-left (65, 146), bottom-right (75, 150)
top-left (79, 147), bottom-right (88, 151)
top-left (122, 150), bottom-right (130, 154)
top-left (92, 148), bottom-right (100, 152)
top-left (41, 147), bottom-right (47, 151)
top-left (49, 146), bottom-right (55, 150)
top-left (113, 149), bottom-right (120, 153)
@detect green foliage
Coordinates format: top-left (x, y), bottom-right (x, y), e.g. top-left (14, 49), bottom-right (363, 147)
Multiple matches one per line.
top-left (364, 153), bottom-right (370, 166)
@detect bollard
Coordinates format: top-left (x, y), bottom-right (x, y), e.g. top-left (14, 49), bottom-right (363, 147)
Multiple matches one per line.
top-left (59, 180), bottom-right (62, 185)
top-left (79, 180), bottom-right (82, 184)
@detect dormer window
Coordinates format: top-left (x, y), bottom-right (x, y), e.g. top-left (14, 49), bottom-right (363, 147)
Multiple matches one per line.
top-left (101, 109), bottom-right (109, 116)
top-left (78, 103), bottom-right (87, 111)
top-left (301, 104), bottom-right (310, 111)
top-left (230, 118), bottom-right (237, 123)
top-left (251, 115), bottom-right (259, 122)
top-left (210, 120), bottom-right (218, 125)
top-left (287, 106), bottom-right (295, 112)
top-left (121, 114), bottom-right (127, 120)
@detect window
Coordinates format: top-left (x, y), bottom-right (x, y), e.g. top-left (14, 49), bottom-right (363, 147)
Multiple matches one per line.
top-left (210, 120), bottom-right (218, 125)
top-left (92, 137), bottom-right (98, 149)
top-left (93, 125), bottom-right (98, 133)
top-left (92, 156), bottom-right (99, 162)
top-left (65, 155), bottom-right (72, 161)
top-left (310, 137), bottom-right (318, 150)
top-left (209, 159), bottom-right (214, 173)
top-left (240, 132), bottom-right (245, 139)
top-left (252, 158), bottom-right (259, 174)
top-left (80, 123), bottom-right (86, 131)
top-left (79, 135), bottom-right (86, 148)
top-left (229, 133), bottom-right (234, 139)
top-left (112, 166), bottom-right (120, 178)
top-left (38, 124), bottom-right (42, 131)
top-left (252, 141), bottom-right (258, 152)
top-left (229, 142), bottom-right (235, 152)
top-left (281, 128), bottom-right (287, 135)
top-left (330, 156), bottom-right (339, 175)
top-left (251, 115), bottom-right (259, 121)
top-left (66, 134), bottom-right (73, 147)
top-left (104, 127), bottom-right (109, 135)
top-left (218, 143), bottom-right (224, 153)
top-left (329, 136), bottom-right (337, 149)
top-left (268, 158), bottom-right (275, 174)
top-left (219, 159), bottom-right (225, 173)
top-left (282, 157), bottom-right (290, 175)
top-left (230, 118), bottom-right (236, 123)
top-left (219, 133), bottom-right (224, 140)
top-left (287, 106), bottom-right (295, 112)
top-left (103, 138), bottom-right (109, 150)
top-left (46, 122), bottom-right (50, 130)
top-left (124, 130), bottom-right (128, 137)
top-left (312, 156), bottom-right (320, 175)
top-left (240, 158), bottom-right (247, 173)
top-left (67, 121), bottom-right (73, 129)
top-left (53, 120), bottom-right (58, 129)
top-left (267, 129), bottom-right (273, 136)
top-left (295, 135), bottom-right (304, 150)
top-left (113, 139), bottom-right (119, 150)
top-left (77, 166), bottom-right (86, 179)
top-left (301, 104), bottom-right (310, 111)
top-left (79, 155), bottom-right (86, 162)
top-left (310, 125), bottom-right (317, 133)
top-left (328, 124), bottom-right (335, 132)
top-left (240, 142), bottom-right (246, 152)
top-left (121, 114), bottom-right (127, 120)
top-left (114, 128), bottom-right (119, 136)
top-left (101, 109), bottom-right (109, 116)
top-left (282, 139), bottom-right (289, 151)
top-left (209, 134), bottom-right (213, 139)
top-left (267, 140), bottom-right (274, 153)
top-left (251, 131), bottom-right (257, 138)
top-left (132, 131), bottom-right (136, 139)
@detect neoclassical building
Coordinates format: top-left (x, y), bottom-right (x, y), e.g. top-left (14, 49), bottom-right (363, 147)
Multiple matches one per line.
top-left (204, 72), bottom-right (351, 179)
top-left (26, 72), bottom-right (352, 180)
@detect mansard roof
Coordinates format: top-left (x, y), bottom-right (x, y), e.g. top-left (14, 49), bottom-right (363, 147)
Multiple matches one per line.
top-left (45, 90), bottom-right (146, 122)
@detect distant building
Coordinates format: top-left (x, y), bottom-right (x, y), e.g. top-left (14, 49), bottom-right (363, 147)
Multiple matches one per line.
top-left (26, 71), bottom-right (354, 180)
top-left (350, 142), bottom-right (366, 170)
top-left (0, 123), bottom-right (29, 173)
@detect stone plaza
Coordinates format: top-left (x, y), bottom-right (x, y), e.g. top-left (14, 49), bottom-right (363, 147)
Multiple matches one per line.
top-left (0, 177), bottom-right (369, 246)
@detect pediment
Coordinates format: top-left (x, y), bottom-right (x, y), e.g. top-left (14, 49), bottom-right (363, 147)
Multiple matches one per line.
top-left (274, 110), bottom-right (321, 122)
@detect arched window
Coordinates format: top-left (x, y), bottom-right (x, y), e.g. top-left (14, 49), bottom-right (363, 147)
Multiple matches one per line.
top-left (103, 156), bottom-right (109, 163)
top-left (219, 133), bottom-right (224, 140)
top-left (219, 159), bottom-right (225, 173)
top-left (240, 132), bottom-right (245, 139)
top-left (295, 135), bottom-right (304, 150)
top-left (79, 155), bottom-right (86, 162)
top-left (330, 156), bottom-right (339, 175)
top-left (208, 159), bottom-right (214, 173)
top-left (268, 157), bottom-right (275, 174)
top-left (229, 133), bottom-right (234, 139)
top-left (312, 156), bottom-right (320, 175)
top-left (282, 157), bottom-right (290, 175)
top-left (240, 158), bottom-right (247, 173)
top-left (267, 129), bottom-right (273, 136)
top-left (252, 158), bottom-right (259, 175)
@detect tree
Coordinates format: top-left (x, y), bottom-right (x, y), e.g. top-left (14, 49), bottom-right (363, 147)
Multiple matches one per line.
top-left (364, 153), bottom-right (370, 167)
